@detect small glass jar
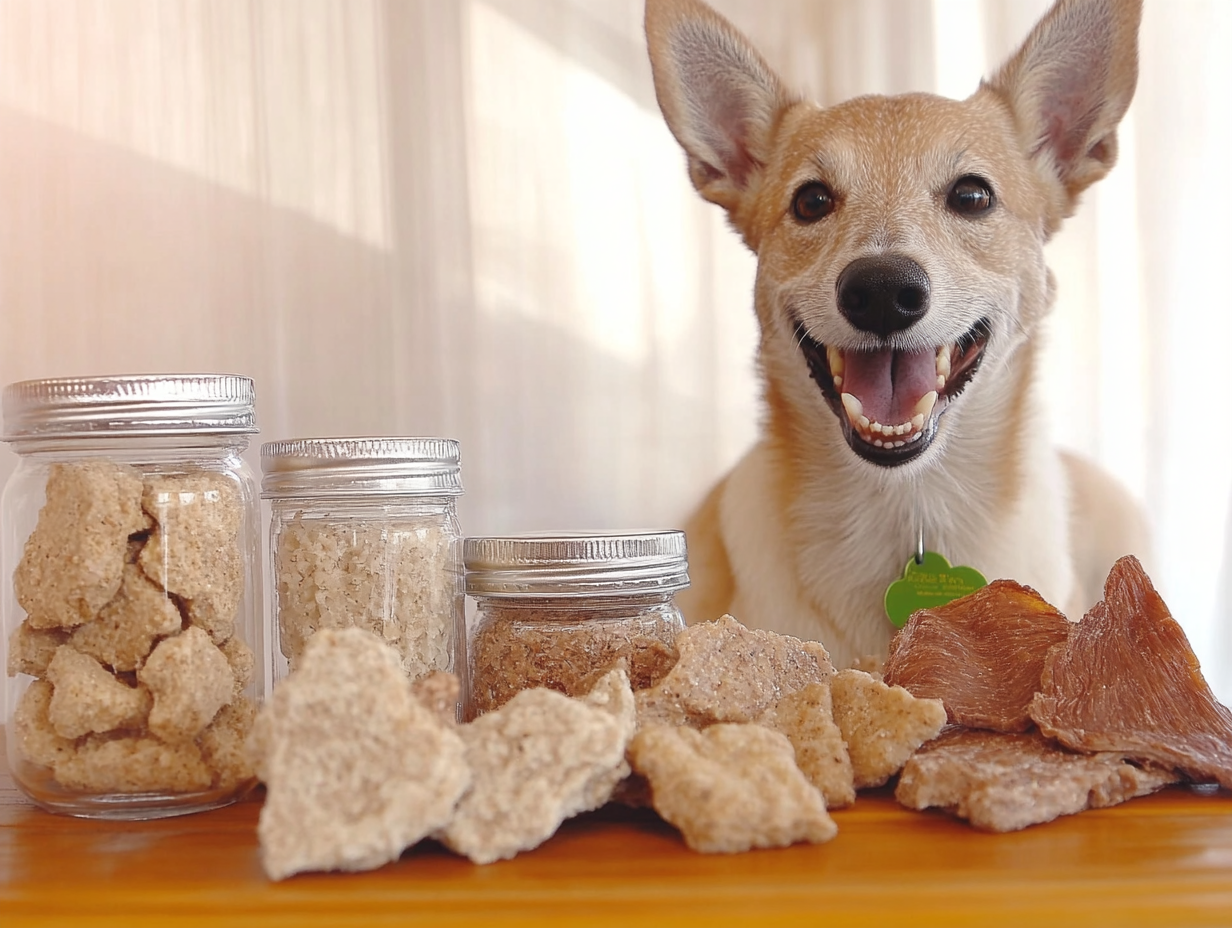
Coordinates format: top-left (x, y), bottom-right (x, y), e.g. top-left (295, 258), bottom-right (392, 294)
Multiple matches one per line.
top-left (261, 438), bottom-right (465, 711)
top-left (1, 374), bottom-right (264, 819)
top-left (465, 531), bottom-right (689, 717)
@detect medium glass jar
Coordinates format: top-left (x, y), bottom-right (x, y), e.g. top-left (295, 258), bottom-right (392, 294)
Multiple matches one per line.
top-left (465, 531), bottom-right (689, 717)
top-left (1, 374), bottom-right (264, 819)
top-left (261, 438), bottom-right (465, 711)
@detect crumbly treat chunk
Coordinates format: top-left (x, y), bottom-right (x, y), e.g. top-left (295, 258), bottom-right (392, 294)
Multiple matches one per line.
top-left (758, 683), bottom-right (855, 809)
top-left (628, 723), bottom-right (837, 853)
top-left (12, 680), bottom-right (76, 768)
top-left (139, 472), bottom-right (244, 644)
top-left (14, 461), bottom-right (147, 629)
top-left (469, 607), bottom-right (679, 714)
top-left (830, 669), bottom-right (946, 789)
top-left (68, 564), bottom-right (184, 672)
top-left (250, 628), bottom-right (470, 881)
top-left (220, 635), bottom-right (255, 697)
top-left (1029, 555), bottom-right (1232, 789)
top-left (896, 727), bottom-right (1179, 832)
top-left (884, 579), bottom-right (1071, 732)
top-left (275, 517), bottom-right (456, 680)
top-left (634, 614), bottom-right (833, 729)
top-left (439, 670), bottom-right (637, 864)
top-left (199, 697), bottom-right (258, 791)
top-left (137, 627), bottom-right (234, 744)
top-left (411, 671), bottom-right (462, 725)
top-left (54, 733), bottom-right (213, 793)
top-left (7, 623), bottom-right (69, 678)
top-left (45, 646), bottom-right (152, 740)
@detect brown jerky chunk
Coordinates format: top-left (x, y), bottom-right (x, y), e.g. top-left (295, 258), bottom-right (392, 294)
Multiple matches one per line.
top-left (896, 727), bottom-right (1178, 832)
top-left (68, 564), bottom-right (184, 672)
top-left (6, 623), bottom-right (69, 678)
top-left (883, 579), bottom-right (1070, 732)
top-left (1028, 555), bottom-right (1232, 788)
top-left (634, 614), bottom-right (833, 729)
top-left (14, 461), bottom-right (147, 629)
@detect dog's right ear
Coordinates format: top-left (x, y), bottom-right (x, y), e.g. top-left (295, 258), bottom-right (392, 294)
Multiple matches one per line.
top-left (645, 0), bottom-right (796, 216)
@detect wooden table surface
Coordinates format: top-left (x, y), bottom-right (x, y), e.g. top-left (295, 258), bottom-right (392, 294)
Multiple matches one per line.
top-left (4, 732), bottom-right (1232, 928)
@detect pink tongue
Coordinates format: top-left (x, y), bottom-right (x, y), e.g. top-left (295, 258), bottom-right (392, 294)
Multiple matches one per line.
top-left (842, 347), bottom-right (936, 426)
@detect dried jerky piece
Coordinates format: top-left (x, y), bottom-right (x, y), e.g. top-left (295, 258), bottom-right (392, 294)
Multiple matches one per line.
top-left (220, 635), bottom-right (255, 698)
top-left (68, 564), bottom-right (183, 672)
top-left (137, 627), bottom-right (234, 744)
top-left (139, 472), bottom-right (244, 644)
top-left (439, 670), bottom-right (636, 864)
top-left (410, 671), bottom-right (462, 725)
top-left (12, 680), bottom-right (76, 768)
top-left (54, 733), bottom-right (213, 793)
top-left (830, 669), bottom-right (946, 789)
top-left (14, 461), bottom-right (147, 629)
top-left (628, 723), bottom-right (837, 853)
top-left (249, 628), bottom-right (470, 881)
top-left (199, 697), bottom-right (258, 791)
top-left (45, 646), bottom-right (152, 739)
top-left (896, 727), bottom-right (1178, 832)
top-left (883, 579), bottom-right (1070, 732)
top-left (6, 623), bottom-right (68, 678)
top-left (1029, 555), bottom-right (1232, 788)
top-left (758, 683), bottom-right (855, 809)
top-left (634, 614), bottom-right (833, 729)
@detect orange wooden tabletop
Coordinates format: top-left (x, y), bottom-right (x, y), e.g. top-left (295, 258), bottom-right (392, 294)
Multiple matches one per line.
top-left (4, 731), bottom-right (1232, 928)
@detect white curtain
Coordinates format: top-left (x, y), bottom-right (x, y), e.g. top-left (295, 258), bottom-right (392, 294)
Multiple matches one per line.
top-left (2, 0), bottom-right (1230, 696)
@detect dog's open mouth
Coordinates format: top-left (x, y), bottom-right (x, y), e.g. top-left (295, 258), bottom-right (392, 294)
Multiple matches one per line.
top-left (795, 319), bottom-right (991, 466)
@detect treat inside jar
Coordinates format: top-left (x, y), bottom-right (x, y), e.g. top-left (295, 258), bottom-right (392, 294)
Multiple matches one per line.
top-left (7, 460), bottom-right (257, 801)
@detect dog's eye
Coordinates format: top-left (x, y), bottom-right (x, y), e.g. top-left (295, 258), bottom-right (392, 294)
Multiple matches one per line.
top-left (947, 176), bottom-right (995, 215)
top-left (792, 182), bottom-right (835, 223)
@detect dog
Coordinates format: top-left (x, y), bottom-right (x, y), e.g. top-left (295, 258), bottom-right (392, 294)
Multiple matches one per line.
top-left (645, 0), bottom-right (1149, 669)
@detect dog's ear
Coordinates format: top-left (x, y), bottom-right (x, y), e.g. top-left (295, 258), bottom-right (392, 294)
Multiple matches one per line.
top-left (988, 0), bottom-right (1141, 213)
top-left (645, 0), bottom-right (796, 216)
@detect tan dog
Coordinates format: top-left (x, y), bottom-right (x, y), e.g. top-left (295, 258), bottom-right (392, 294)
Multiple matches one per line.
top-left (645, 0), bottom-right (1149, 668)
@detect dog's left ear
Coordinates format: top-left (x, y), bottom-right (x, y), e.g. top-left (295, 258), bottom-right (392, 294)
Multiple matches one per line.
top-left (988, 0), bottom-right (1141, 215)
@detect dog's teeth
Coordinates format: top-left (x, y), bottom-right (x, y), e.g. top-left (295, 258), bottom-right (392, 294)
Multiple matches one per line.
top-left (893, 441), bottom-right (905, 448)
top-left (911, 413), bottom-right (925, 431)
top-left (909, 431), bottom-right (923, 442)
top-left (936, 346), bottom-right (952, 381)
top-left (833, 375), bottom-right (843, 389)
top-left (827, 346), bottom-right (844, 379)
top-left (915, 391), bottom-right (938, 418)
top-left (841, 393), bottom-right (863, 425)
top-left (859, 415), bottom-right (870, 429)
top-left (874, 439), bottom-right (884, 448)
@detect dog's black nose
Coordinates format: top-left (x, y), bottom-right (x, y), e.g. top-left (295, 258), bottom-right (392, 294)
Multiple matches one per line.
top-left (836, 255), bottom-right (930, 337)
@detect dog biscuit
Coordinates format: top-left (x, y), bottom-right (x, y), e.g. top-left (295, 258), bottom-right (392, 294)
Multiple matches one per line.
top-left (439, 669), bottom-right (636, 864)
top-left (68, 563), bottom-right (184, 672)
top-left (137, 627), bottom-right (234, 744)
top-left (6, 622), bottom-right (68, 678)
top-left (54, 733), bottom-right (214, 793)
top-left (250, 628), bottom-right (471, 881)
top-left (628, 722), bottom-right (837, 853)
top-left (830, 669), bottom-right (947, 789)
top-left (45, 646), bottom-right (152, 740)
top-left (14, 461), bottom-right (148, 630)
top-left (12, 680), bottom-right (76, 769)
top-left (219, 635), bottom-right (255, 698)
top-left (634, 614), bottom-right (833, 729)
top-left (758, 682), bottom-right (856, 809)
top-left (410, 670), bottom-right (462, 725)
top-left (198, 697), bottom-right (258, 791)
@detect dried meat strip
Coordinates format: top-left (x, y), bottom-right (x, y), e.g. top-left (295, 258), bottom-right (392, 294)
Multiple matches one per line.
top-left (896, 727), bottom-right (1178, 832)
top-left (883, 580), bottom-right (1070, 732)
top-left (1028, 555), bottom-right (1232, 789)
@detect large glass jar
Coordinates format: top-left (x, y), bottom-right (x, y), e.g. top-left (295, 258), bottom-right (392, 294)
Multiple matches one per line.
top-left (465, 531), bottom-right (689, 717)
top-left (261, 438), bottom-right (465, 715)
top-left (1, 374), bottom-right (264, 819)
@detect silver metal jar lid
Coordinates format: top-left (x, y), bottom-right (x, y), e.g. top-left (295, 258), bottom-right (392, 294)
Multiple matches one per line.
top-left (261, 436), bottom-right (463, 497)
top-left (463, 530), bottom-right (689, 597)
top-left (2, 374), bottom-right (257, 441)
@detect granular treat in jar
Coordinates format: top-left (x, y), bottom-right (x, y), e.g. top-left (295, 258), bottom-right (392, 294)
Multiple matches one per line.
top-left (468, 605), bottom-right (679, 715)
top-left (274, 517), bottom-right (455, 680)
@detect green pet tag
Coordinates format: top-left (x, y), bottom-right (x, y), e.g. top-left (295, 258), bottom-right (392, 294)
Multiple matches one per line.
top-left (884, 550), bottom-right (988, 629)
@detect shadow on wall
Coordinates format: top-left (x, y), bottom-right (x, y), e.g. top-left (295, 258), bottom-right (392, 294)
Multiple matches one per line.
top-left (0, 106), bottom-right (732, 538)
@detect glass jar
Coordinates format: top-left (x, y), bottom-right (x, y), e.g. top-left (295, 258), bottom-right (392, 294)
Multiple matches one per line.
top-left (1, 374), bottom-right (264, 819)
top-left (465, 531), bottom-right (689, 717)
top-left (261, 438), bottom-right (465, 712)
